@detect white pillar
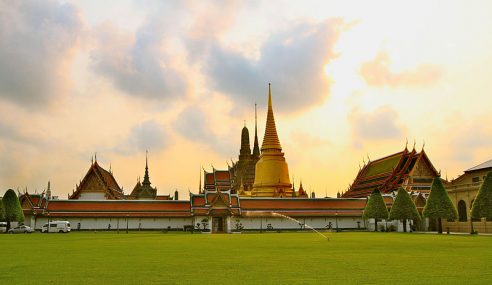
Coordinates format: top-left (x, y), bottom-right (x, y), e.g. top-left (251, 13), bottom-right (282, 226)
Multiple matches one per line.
top-left (226, 216), bottom-right (231, 233)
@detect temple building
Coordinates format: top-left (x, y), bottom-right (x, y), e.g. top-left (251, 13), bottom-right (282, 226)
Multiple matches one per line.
top-left (251, 84), bottom-right (293, 197)
top-left (342, 146), bottom-right (439, 198)
top-left (19, 81), bottom-right (480, 234)
top-left (69, 154), bottom-right (169, 201)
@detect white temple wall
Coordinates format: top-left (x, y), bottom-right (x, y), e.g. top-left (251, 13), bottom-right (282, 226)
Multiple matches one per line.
top-left (26, 215), bottom-right (192, 231)
top-left (24, 214), bottom-right (367, 232)
top-left (233, 216), bottom-right (365, 231)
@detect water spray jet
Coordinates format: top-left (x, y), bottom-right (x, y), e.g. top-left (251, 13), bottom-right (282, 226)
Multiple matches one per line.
top-left (243, 211), bottom-right (329, 241)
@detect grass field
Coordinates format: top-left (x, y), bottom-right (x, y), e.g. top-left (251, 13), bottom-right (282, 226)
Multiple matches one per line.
top-left (0, 231), bottom-right (491, 284)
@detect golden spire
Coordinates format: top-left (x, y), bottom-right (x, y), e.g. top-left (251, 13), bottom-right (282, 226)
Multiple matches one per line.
top-left (261, 83), bottom-right (282, 151)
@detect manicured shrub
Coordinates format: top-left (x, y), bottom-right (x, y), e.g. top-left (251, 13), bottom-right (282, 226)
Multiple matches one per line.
top-left (2, 189), bottom-right (24, 231)
top-left (363, 189), bottom-right (388, 232)
top-left (423, 178), bottom-right (457, 234)
top-left (471, 172), bottom-right (492, 220)
top-left (389, 188), bottom-right (421, 232)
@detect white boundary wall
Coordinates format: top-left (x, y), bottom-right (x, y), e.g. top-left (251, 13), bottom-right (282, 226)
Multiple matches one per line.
top-left (234, 216), bottom-right (365, 231)
top-left (24, 215), bottom-right (366, 232)
top-left (26, 216), bottom-right (193, 231)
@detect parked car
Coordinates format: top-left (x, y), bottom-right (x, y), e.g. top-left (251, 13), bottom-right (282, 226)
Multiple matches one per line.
top-left (8, 225), bottom-right (34, 234)
top-left (0, 222), bottom-right (7, 233)
top-left (42, 221), bottom-right (71, 233)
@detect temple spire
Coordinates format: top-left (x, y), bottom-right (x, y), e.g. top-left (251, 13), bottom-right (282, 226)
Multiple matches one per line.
top-left (261, 83), bottom-right (282, 151)
top-left (253, 102), bottom-right (260, 158)
top-left (240, 122), bottom-right (251, 157)
top-left (252, 83), bottom-right (291, 197)
top-left (143, 150), bottom-right (150, 186)
top-left (47, 180), bottom-right (51, 199)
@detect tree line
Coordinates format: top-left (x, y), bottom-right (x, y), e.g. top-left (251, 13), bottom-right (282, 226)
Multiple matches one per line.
top-left (363, 172), bottom-right (492, 233)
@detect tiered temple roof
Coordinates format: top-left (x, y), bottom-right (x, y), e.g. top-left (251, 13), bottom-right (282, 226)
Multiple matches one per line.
top-left (203, 168), bottom-right (234, 193)
top-left (19, 192), bottom-right (49, 216)
top-left (342, 147), bottom-right (439, 198)
top-left (69, 159), bottom-right (124, 200)
top-left (190, 189), bottom-right (241, 216)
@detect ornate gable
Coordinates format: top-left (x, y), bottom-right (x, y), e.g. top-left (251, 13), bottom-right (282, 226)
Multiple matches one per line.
top-left (411, 151), bottom-right (438, 177)
top-left (70, 161), bottom-right (124, 200)
top-left (83, 173), bottom-right (106, 192)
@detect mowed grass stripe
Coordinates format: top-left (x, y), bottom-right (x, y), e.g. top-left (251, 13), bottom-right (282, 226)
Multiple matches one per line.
top-left (0, 232), bottom-right (490, 284)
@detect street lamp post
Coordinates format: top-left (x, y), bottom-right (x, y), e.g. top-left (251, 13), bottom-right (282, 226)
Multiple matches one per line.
top-left (335, 211), bottom-right (339, 232)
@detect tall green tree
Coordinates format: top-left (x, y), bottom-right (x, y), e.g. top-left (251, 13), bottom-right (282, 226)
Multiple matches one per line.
top-left (363, 189), bottom-right (389, 232)
top-left (389, 188), bottom-right (421, 232)
top-left (423, 178), bottom-right (457, 234)
top-left (471, 172), bottom-right (492, 220)
top-left (2, 189), bottom-right (24, 231)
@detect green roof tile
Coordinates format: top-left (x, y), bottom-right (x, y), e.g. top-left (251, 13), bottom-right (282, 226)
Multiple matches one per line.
top-left (363, 155), bottom-right (402, 178)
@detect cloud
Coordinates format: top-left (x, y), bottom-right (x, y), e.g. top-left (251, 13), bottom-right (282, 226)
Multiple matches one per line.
top-left (174, 105), bottom-right (235, 156)
top-left (113, 120), bottom-right (170, 155)
top-left (0, 0), bottom-right (82, 108)
top-left (359, 52), bottom-right (441, 88)
top-left (198, 19), bottom-right (344, 113)
top-left (349, 106), bottom-right (405, 148)
top-left (90, 16), bottom-right (188, 101)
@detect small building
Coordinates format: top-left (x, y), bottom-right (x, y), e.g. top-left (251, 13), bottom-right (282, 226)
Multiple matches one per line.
top-left (443, 159), bottom-right (492, 233)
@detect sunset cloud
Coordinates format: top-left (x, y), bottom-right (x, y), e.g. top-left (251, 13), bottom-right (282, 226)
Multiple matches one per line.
top-left (349, 106), bottom-right (406, 148)
top-left (0, 0), bottom-right (82, 108)
top-left (90, 19), bottom-right (188, 101)
top-left (113, 120), bottom-right (170, 155)
top-left (174, 105), bottom-right (236, 156)
top-left (202, 20), bottom-right (344, 113)
top-left (359, 52), bottom-right (441, 88)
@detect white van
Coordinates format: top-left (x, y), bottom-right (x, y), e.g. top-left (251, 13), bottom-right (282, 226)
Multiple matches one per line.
top-left (42, 221), bottom-right (71, 233)
top-left (0, 222), bottom-right (7, 233)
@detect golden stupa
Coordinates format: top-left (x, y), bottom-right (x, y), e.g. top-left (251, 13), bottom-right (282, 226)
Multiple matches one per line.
top-left (252, 84), bottom-right (293, 197)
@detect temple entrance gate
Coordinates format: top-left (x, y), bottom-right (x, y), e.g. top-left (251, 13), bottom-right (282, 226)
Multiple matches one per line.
top-left (212, 216), bottom-right (225, 233)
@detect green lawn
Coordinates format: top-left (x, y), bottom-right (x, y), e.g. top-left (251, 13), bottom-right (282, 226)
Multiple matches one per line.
top-left (0, 231), bottom-right (491, 284)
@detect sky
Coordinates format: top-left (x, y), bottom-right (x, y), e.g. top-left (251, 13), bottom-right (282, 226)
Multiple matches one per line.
top-left (1, 0), bottom-right (491, 198)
